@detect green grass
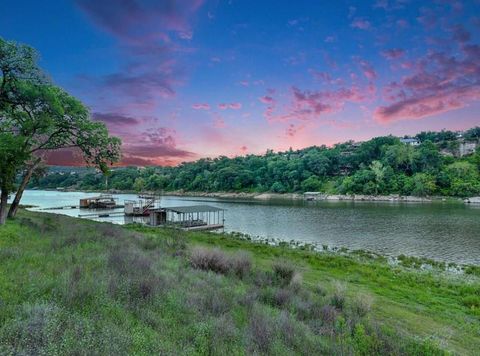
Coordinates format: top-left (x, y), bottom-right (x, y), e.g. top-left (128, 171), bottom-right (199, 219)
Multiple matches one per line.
top-left (0, 210), bottom-right (478, 355)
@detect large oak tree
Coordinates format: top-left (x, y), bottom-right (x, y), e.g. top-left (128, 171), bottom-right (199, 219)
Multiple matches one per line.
top-left (0, 37), bottom-right (121, 224)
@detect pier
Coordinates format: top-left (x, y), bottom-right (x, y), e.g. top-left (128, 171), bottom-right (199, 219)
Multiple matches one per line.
top-left (79, 194), bottom-right (120, 209)
top-left (149, 205), bottom-right (225, 231)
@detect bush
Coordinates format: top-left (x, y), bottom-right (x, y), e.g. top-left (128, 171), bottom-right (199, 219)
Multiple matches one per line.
top-left (230, 251), bottom-right (252, 278)
top-left (351, 294), bottom-right (373, 318)
top-left (247, 307), bottom-right (275, 353)
top-left (189, 247), bottom-right (252, 278)
top-left (273, 260), bottom-right (296, 285)
top-left (189, 247), bottom-right (231, 274)
top-left (290, 272), bottom-right (303, 291)
top-left (331, 283), bottom-right (347, 310)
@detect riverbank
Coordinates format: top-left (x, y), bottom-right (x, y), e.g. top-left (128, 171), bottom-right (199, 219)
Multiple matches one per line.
top-left (166, 191), bottom-right (459, 203)
top-left (1, 210), bottom-right (479, 354)
top-left (36, 187), bottom-right (473, 204)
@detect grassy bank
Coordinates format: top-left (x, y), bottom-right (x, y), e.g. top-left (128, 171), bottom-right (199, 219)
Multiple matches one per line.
top-left (0, 211), bottom-right (479, 355)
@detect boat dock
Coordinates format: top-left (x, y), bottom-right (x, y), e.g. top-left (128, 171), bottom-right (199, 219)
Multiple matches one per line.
top-left (79, 194), bottom-right (121, 209)
top-left (149, 205), bottom-right (225, 231)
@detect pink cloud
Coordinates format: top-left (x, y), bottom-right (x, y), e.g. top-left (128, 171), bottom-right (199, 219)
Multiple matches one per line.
top-left (76, 0), bottom-right (205, 108)
top-left (120, 127), bottom-right (195, 166)
top-left (213, 116), bottom-right (226, 128)
top-left (374, 88), bottom-right (480, 122)
top-left (286, 124), bottom-right (306, 137)
top-left (261, 84), bottom-right (375, 123)
top-left (192, 103), bottom-right (211, 110)
top-left (374, 45), bottom-right (480, 122)
top-left (357, 59), bottom-right (377, 80)
top-left (351, 18), bottom-right (371, 30)
top-left (218, 102), bottom-right (242, 110)
top-left (259, 96), bottom-right (274, 104)
top-left (92, 112), bottom-right (141, 127)
top-left (76, 0), bottom-right (205, 41)
top-left (309, 70), bottom-right (332, 83)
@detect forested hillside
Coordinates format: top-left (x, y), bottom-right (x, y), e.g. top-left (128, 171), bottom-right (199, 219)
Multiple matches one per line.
top-left (32, 127), bottom-right (480, 197)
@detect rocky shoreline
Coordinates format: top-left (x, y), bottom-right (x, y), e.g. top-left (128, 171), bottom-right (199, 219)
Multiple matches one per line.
top-left (164, 191), bottom-right (467, 203)
top-left (39, 187), bottom-right (479, 204)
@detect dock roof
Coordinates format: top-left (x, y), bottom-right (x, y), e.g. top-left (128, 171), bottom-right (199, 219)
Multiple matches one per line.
top-left (164, 205), bottom-right (224, 214)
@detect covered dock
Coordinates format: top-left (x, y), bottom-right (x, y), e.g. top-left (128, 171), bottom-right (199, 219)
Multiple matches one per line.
top-left (79, 194), bottom-right (121, 209)
top-left (149, 205), bottom-right (225, 231)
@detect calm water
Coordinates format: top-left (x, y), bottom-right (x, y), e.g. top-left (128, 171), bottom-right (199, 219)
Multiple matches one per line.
top-left (14, 190), bottom-right (480, 265)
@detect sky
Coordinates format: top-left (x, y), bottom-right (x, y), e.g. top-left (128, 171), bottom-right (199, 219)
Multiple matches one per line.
top-left (1, 0), bottom-right (480, 166)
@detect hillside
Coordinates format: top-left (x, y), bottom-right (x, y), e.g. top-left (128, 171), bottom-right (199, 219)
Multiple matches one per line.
top-left (31, 127), bottom-right (480, 198)
top-left (1, 210), bottom-right (479, 354)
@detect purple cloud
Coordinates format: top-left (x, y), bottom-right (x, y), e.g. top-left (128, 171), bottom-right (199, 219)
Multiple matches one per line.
top-left (375, 45), bottom-right (480, 122)
top-left (351, 18), bottom-right (371, 30)
top-left (192, 103), bottom-right (211, 110)
top-left (93, 112), bottom-right (141, 126)
top-left (76, 0), bottom-right (204, 42)
top-left (381, 48), bottom-right (405, 60)
top-left (357, 59), bottom-right (377, 80)
top-left (76, 0), bottom-right (205, 108)
top-left (218, 102), bottom-right (242, 110)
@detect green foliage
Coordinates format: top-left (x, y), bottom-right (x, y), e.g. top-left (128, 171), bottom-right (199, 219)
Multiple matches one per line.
top-left (410, 173), bottom-right (437, 197)
top-left (29, 126), bottom-right (480, 198)
top-left (0, 134), bottom-right (29, 193)
top-left (0, 36), bottom-right (121, 221)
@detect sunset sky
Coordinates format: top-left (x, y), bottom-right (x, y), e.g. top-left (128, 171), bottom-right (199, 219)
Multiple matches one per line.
top-left (1, 0), bottom-right (480, 166)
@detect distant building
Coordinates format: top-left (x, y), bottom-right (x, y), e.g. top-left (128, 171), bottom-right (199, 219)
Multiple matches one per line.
top-left (400, 138), bottom-right (420, 146)
top-left (459, 142), bottom-right (477, 157)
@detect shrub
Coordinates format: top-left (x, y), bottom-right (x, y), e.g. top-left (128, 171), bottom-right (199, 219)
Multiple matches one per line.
top-left (331, 283), bottom-right (347, 310)
top-left (289, 272), bottom-right (303, 291)
top-left (189, 288), bottom-right (234, 316)
top-left (189, 247), bottom-right (230, 274)
top-left (0, 303), bottom-right (59, 354)
top-left (273, 260), bottom-right (296, 285)
top-left (230, 251), bottom-right (252, 278)
top-left (351, 294), bottom-right (373, 318)
top-left (189, 247), bottom-right (252, 278)
top-left (108, 247), bottom-right (152, 276)
top-left (274, 288), bottom-right (293, 307)
top-left (259, 287), bottom-right (293, 308)
top-left (247, 307), bottom-right (275, 353)
top-left (320, 304), bottom-right (338, 325)
top-left (61, 266), bottom-right (95, 307)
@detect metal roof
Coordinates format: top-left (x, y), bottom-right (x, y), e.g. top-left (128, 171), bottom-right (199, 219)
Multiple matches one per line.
top-left (164, 205), bottom-right (224, 213)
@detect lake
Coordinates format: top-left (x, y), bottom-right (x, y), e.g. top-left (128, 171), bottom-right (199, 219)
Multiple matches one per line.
top-left (14, 190), bottom-right (480, 265)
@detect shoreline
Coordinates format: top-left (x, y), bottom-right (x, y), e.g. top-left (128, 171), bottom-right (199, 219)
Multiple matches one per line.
top-left (221, 231), bottom-right (480, 274)
top-left (34, 188), bottom-right (476, 204)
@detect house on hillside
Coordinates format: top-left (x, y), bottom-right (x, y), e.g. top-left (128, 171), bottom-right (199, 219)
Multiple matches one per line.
top-left (400, 138), bottom-right (420, 146)
top-left (459, 141), bottom-right (477, 157)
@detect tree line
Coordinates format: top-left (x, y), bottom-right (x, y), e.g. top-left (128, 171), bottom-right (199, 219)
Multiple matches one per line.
top-left (34, 127), bottom-right (480, 198)
top-left (0, 37), bottom-right (121, 224)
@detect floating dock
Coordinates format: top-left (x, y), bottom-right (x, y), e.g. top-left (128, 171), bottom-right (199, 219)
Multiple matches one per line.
top-left (79, 194), bottom-right (121, 209)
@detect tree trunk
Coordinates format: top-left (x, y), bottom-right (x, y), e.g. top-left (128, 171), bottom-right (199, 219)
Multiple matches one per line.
top-left (8, 161), bottom-right (38, 219)
top-left (0, 189), bottom-right (8, 225)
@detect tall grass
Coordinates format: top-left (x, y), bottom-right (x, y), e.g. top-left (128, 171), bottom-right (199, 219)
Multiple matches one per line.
top-left (0, 211), bottom-right (455, 355)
